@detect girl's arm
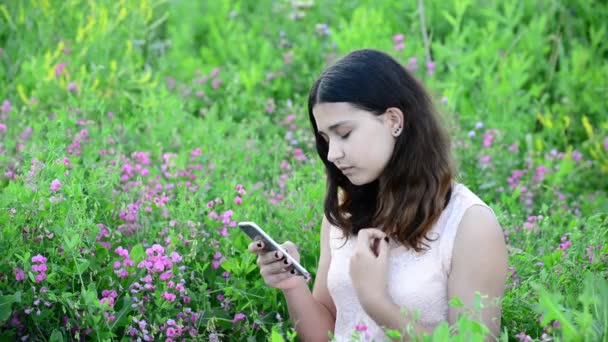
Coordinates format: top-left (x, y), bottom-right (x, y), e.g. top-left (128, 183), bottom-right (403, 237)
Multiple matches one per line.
top-left (282, 215), bottom-right (337, 341)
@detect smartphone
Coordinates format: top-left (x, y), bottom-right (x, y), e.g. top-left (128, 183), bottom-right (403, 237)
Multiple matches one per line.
top-left (238, 221), bottom-right (311, 280)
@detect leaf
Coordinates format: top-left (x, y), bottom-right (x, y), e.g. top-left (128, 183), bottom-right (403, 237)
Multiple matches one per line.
top-left (110, 296), bottom-right (133, 330)
top-left (270, 327), bottom-right (285, 342)
top-left (0, 295), bottom-right (17, 324)
top-left (582, 115), bottom-right (594, 138)
top-left (76, 259), bottom-right (90, 274)
top-left (221, 258), bottom-right (238, 273)
top-left (449, 296), bottom-right (464, 308)
top-left (532, 283), bottom-right (582, 341)
top-left (50, 330), bottom-right (63, 342)
top-left (130, 244), bottom-right (145, 264)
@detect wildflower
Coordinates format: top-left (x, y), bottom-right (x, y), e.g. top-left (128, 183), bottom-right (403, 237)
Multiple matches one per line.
top-left (355, 323), bottom-right (368, 331)
top-left (571, 150), bottom-right (582, 163)
top-left (1, 100), bottom-right (11, 113)
top-left (231, 313), bottom-right (246, 324)
top-left (55, 63), bottom-right (66, 77)
top-left (161, 292), bottom-right (176, 302)
top-left (392, 33), bottom-right (404, 45)
top-left (32, 255), bottom-right (47, 263)
top-left (14, 268), bottom-right (25, 281)
top-left (515, 332), bottom-right (532, 342)
top-left (426, 61), bottom-right (435, 76)
top-left (50, 179), bottom-right (62, 192)
top-left (234, 196), bottom-right (242, 204)
top-left (406, 57), bottom-right (418, 71)
top-left (468, 130), bottom-right (476, 138)
top-left (67, 82), bottom-right (78, 93)
top-left (479, 155), bottom-right (491, 165)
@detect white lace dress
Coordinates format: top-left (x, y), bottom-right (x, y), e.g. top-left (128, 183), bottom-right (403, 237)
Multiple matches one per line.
top-left (326, 183), bottom-right (493, 341)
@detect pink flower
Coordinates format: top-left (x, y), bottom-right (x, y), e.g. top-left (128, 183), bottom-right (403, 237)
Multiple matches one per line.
top-left (55, 63), bottom-right (66, 77)
top-left (50, 179), bottom-right (62, 192)
top-left (14, 268), bottom-right (25, 281)
top-left (479, 155), bottom-right (491, 165)
top-left (355, 323), bottom-right (368, 331)
top-left (392, 33), bottom-right (405, 45)
top-left (170, 252), bottom-right (182, 263)
top-left (0, 123), bottom-right (6, 133)
top-left (35, 273), bottom-right (47, 283)
top-left (32, 255), bottom-right (47, 263)
top-left (166, 328), bottom-right (176, 337)
top-left (31, 264), bottom-right (48, 273)
top-left (407, 57), bottom-right (418, 71)
top-left (115, 246), bottom-right (129, 258)
top-left (231, 313), bottom-right (246, 324)
top-left (160, 271), bottom-right (173, 281)
top-left (162, 292), bottom-right (176, 302)
top-left (67, 82), bottom-right (78, 93)
top-left (426, 61), bottom-right (436, 75)
top-left (1, 100), bottom-right (11, 114)
top-left (234, 196), bottom-right (242, 204)
top-left (516, 332), bottom-right (532, 342)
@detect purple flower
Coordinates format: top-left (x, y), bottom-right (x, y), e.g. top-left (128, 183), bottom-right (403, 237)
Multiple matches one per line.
top-left (426, 61), bottom-right (435, 75)
top-left (14, 268), bottom-right (25, 281)
top-left (231, 312), bottom-right (246, 324)
top-left (50, 179), bottom-right (62, 192)
top-left (32, 255), bottom-right (47, 263)
top-left (67, 82), bottom-right (78, 93)
top-left (392, 33), bottom-right (405, 44)
top-left (161, 292), bottom-right (176, 302)
top-left (1, 100), bottom-right (11, 114)
top-left (355, 323), bottom-right (368, 331)
top-left (571, 150), bottom-right (582, 163)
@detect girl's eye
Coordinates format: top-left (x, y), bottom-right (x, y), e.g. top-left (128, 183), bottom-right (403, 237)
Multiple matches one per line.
top-left (340, 132), bottom-right (351, 139)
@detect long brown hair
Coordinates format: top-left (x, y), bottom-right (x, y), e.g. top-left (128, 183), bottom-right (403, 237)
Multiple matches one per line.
top-left (307, 49), bottom-right (455, 252)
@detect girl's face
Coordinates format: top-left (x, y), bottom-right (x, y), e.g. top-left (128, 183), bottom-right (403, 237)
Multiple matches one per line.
top-left (313, 102), bottom-right (398, 185)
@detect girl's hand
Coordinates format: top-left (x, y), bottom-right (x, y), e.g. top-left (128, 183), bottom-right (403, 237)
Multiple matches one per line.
top-left (248, 240), bottom-right (304, 291)
top-left (349, 228), bottom-right (391, 307)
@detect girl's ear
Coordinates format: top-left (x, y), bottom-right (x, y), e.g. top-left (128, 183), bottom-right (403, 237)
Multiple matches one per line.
top-left (385, 107), bottom-right (404, 136)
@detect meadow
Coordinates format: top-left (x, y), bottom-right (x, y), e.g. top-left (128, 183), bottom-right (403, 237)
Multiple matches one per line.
top-left (0, 0), bottom-right (607, 341)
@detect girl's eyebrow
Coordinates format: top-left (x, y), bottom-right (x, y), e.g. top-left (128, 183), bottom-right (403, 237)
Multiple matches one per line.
top-left (318, 120), bottom-right (353, 134)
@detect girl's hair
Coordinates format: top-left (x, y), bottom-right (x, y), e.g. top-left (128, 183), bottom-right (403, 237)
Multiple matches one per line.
top-left (307, 49), bottom-right (455, 252)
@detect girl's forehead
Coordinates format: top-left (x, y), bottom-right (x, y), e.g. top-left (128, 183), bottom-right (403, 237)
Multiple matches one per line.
top-left (313, 102), bottom-right (369, 123)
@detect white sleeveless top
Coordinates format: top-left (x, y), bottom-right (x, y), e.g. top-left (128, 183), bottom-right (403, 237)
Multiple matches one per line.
top-left (326, 183), bottom-right (492, 341)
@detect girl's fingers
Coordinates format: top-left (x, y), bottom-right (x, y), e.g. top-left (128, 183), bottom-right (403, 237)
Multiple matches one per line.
top-left (248, 240), bottom-right (265, 253)
top-left (257, 250), bottom-right (285, 266)
top-left (265, 270), bottom-right (295, 284)
top-left (261, 259), bottom-right (293, 276)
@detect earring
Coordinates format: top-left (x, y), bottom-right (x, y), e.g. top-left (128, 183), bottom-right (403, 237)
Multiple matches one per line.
top-left (393, 127), bottom-right (401, 135)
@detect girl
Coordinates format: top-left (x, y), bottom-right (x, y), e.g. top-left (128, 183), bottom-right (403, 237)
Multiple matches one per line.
top-left (248, 49), bottom-right (508, 341)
